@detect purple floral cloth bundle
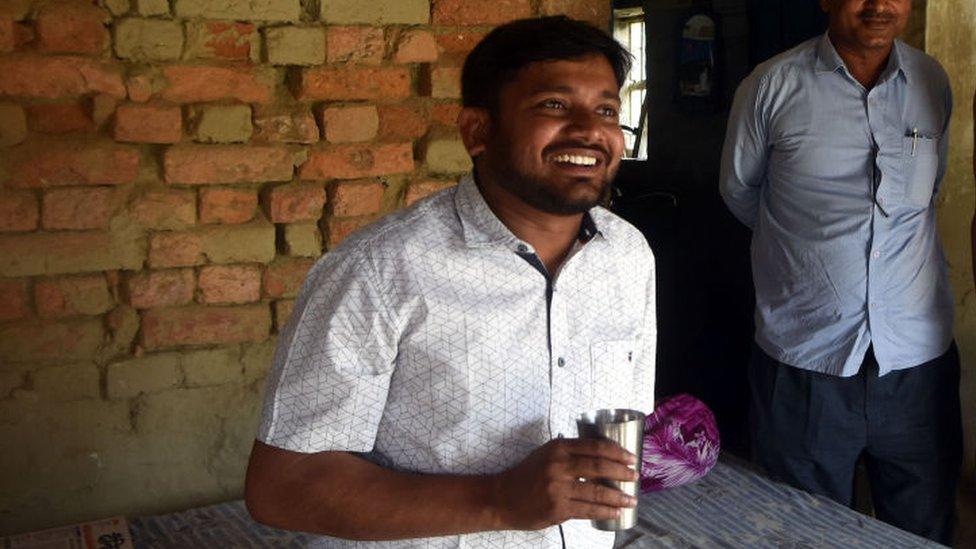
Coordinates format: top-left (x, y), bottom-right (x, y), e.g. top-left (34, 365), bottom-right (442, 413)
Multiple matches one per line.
top-left (640, 394), bottom-right (720, 493)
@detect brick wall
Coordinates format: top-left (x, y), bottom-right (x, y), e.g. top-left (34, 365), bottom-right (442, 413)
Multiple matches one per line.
top-left (0, 0), bottom-right (610, 535)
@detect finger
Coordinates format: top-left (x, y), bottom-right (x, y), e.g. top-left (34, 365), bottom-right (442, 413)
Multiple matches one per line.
top-left (570, 480), bottom-right (638, 508)
top-left (567, 456), bottom-right (640, 482)
top-left (564, 500), bottom-right (625, 522)
top-left (561, 438), bottom-right (638, 465)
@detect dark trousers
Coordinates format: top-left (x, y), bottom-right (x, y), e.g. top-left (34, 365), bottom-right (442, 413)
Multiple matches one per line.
top-left (749, 343), bottom-right (962, 545)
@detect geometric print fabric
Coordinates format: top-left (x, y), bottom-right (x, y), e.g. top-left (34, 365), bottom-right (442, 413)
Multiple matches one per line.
top-left (257, 174), bottom-right (657, 548)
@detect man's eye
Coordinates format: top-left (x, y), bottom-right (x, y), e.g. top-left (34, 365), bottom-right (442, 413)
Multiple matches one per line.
top-left (599, 106), bottom-right (619, 117)
top-left (541, 99), bottom-right (566, 110)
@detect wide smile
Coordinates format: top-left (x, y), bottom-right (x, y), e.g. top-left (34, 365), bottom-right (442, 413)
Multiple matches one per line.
top-left (546, 150), bottom-right (607, 173)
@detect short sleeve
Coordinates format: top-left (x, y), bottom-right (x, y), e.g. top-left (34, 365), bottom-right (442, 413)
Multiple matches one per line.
top-left (256, 247), bottom-right (399, 453)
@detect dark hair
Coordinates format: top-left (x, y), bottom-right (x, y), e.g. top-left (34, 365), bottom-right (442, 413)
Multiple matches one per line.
top-left (461, 16), bottom-right (632, 113)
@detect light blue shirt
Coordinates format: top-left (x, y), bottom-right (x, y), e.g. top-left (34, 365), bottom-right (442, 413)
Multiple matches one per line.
top-left (719, 33), bottom-right (954, 376)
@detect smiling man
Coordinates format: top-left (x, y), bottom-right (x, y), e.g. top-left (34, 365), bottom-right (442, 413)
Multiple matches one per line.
top-left (720, 0), bottom-right (960, 543)
top-left (244, 17), bottom-right (656, 548)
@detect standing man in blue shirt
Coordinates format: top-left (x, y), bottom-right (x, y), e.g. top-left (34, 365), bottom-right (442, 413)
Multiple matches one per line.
top-left (720, 0), bottom-right (961, 543)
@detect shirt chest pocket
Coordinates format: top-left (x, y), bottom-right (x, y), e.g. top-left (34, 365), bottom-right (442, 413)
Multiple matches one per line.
top-left (589, 340), bottom-right (637, 411)
top-left (900, 135), bottom-right (939, 208)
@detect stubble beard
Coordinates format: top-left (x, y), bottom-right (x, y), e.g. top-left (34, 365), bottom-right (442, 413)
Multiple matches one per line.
top-left (484, 137), bottom-right (616, 216)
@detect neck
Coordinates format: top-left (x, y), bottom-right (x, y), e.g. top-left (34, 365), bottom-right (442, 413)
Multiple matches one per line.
top-left (828, 31), bottom-right (893, 89)
top-left (474, 168), bottom-right (584, 275)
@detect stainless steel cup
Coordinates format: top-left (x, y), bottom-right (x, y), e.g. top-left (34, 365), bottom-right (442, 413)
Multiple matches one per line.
top-left (576, 408), bottom-right (645, 531)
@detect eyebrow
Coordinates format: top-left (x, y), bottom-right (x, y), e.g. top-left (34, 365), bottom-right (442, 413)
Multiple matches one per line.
top-left (531, 85), bottom-right (621, 102)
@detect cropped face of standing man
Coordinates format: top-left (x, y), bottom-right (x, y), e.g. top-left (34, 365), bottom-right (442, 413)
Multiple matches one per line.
top-left (820, 0), bottom-right (910, 52)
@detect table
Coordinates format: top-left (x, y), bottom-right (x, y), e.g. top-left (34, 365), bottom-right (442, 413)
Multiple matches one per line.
top-left (128, 456), bottom-right (941, 548)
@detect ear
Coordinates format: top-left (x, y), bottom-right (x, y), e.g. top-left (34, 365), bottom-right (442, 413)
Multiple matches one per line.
top-left (458, 107), bottom-right (491, 158)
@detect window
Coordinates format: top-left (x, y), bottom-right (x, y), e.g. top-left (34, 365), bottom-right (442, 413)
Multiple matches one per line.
top-left (613, 7), bottom-right (647, 158)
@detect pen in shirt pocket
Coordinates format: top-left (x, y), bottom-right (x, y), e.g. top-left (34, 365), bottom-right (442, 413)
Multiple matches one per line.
top-left (907, 127), bottom-right (936, 156)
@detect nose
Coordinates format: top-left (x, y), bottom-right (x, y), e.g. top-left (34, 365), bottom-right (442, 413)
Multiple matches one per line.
top-left (565, 107), bottom-right (605, 144)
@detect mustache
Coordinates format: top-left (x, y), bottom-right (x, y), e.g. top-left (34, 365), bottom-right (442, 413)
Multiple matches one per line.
top-left (542, 141), bottom-right (611, 160)
top-left (858, 9), bottom-right (896, 22)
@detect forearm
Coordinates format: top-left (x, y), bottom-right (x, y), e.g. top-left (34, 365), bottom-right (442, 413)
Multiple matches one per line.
top-left (245, 441), bottom-right (502, 540)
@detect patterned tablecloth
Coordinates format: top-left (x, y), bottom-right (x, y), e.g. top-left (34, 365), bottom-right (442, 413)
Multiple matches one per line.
top-left (128, 456), bottom-right (940, 548)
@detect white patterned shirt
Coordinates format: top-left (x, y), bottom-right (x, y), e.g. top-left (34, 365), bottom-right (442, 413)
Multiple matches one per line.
top-left (257, 174), bottom-right (657, 548)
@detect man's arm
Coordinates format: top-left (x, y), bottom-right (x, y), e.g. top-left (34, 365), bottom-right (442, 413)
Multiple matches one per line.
top-left (245, 438), bottom-right (639, 540)
top-left (719, 71), bottom-right (770, 230)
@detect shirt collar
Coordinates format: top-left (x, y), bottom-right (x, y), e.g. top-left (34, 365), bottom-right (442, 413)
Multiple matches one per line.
top-left (815, 32), bottom-right (909, 82)
top-left (453, 172), bottom-right (608, 250)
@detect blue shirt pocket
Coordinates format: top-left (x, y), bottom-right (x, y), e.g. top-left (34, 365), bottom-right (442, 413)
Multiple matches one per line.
top-left (900, 135), bottom-right (938, 208)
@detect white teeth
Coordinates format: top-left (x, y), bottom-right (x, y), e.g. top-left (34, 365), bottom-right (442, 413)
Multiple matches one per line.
top-left (552, 154), bottom-right (597, 166)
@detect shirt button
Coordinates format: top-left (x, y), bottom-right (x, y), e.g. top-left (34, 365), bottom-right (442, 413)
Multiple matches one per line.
top-left (557, 357), bottom-right (566, 367)
top-left (557, 433), bottom-right (564, 439)
top-left (516, 244), bottom-right (528, 253)
top-left (872, 251), bottom-right (881, 259)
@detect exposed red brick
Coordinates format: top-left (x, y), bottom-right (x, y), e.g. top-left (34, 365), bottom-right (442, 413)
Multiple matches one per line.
top-left (435, 31), bottom-right (487, 59)
top-left (141, 305), bottom-right (270, 349)
top-left (4, 142), bottom-right (140, 188)
top-left (252, 107), bottom-right (319, 144)
top-left (199, 187), bottom-right (257, 224)
top-left (126, 269), bottom-right (195, 309)
top-left (393, 30), bottom-right (438, 63)
top-left (318, 105), bottom-right (378, 143)
top-left (0, 279), bottom-right (30, 322)
top-left (26, 102), bottom-right (95, 134)
top-left (34, 1), bottom-right (109, 55)
top-left (326, 26), bottom-right (384, 64)
top-left (126, 74), bottom-right (152, 103)
top-left (378, 103), bottom-right (429, 141)
top-left (262, 258), bottom-right (314, 299)
top-left (0, 55), bottom-right (125, 99)
top-left (132, 190), bottom-right (196, 229)
top-left (539, 0), bottom-right (611, 27)
top-left (299, 143), bottom-right (414, 180)
top-left (0, 190), bottom-right (39, 232)
top-left (34, 274), bottom-right (113, 318)
top-left (261, 184), bottom-right (326, 223)
top-left (186, 21), bottom-right (257, 60)
top-left (160, 65), bottom-right (276, 104)
top-left (294, 66), bottom-right (411, 101)
top-left (114, 103), bottom-right (183, 144)
top-left (0, 17), bottom-right (14, 52)
top-left (431, 102), bottom-right (462, 127)
top-left (405, 180), bottom-right (456, 206)
top-left (325, 216), bottom-right (373, 249)
top-left (332, 180), bottom-right (384, 217)
top-left (42, 187), bottom-right (113, 230)
top-left (198, 265), bottom-right (261, 304)
top-left (164, 145), bottom-right (296, 185)
top-left (149, 232), bottom-right (205, 268)
top-left (432, 0), bottom-right (531, 25)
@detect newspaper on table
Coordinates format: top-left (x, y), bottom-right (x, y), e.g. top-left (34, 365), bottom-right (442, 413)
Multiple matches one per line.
top-left (2, 517), bottom-right (132, 549)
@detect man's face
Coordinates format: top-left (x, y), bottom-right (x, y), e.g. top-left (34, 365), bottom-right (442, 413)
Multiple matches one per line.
top-left (475, 54), bottom-right (625, 216)
top-left (821, 0), bottom-right (911, 51)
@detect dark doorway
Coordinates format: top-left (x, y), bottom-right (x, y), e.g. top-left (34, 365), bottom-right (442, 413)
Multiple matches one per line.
top-left (609, 0), bottom-right (828, 458)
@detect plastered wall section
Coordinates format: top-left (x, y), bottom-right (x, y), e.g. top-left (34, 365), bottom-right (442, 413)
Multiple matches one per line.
top-left (927, 0), bottom-right (976, 478)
